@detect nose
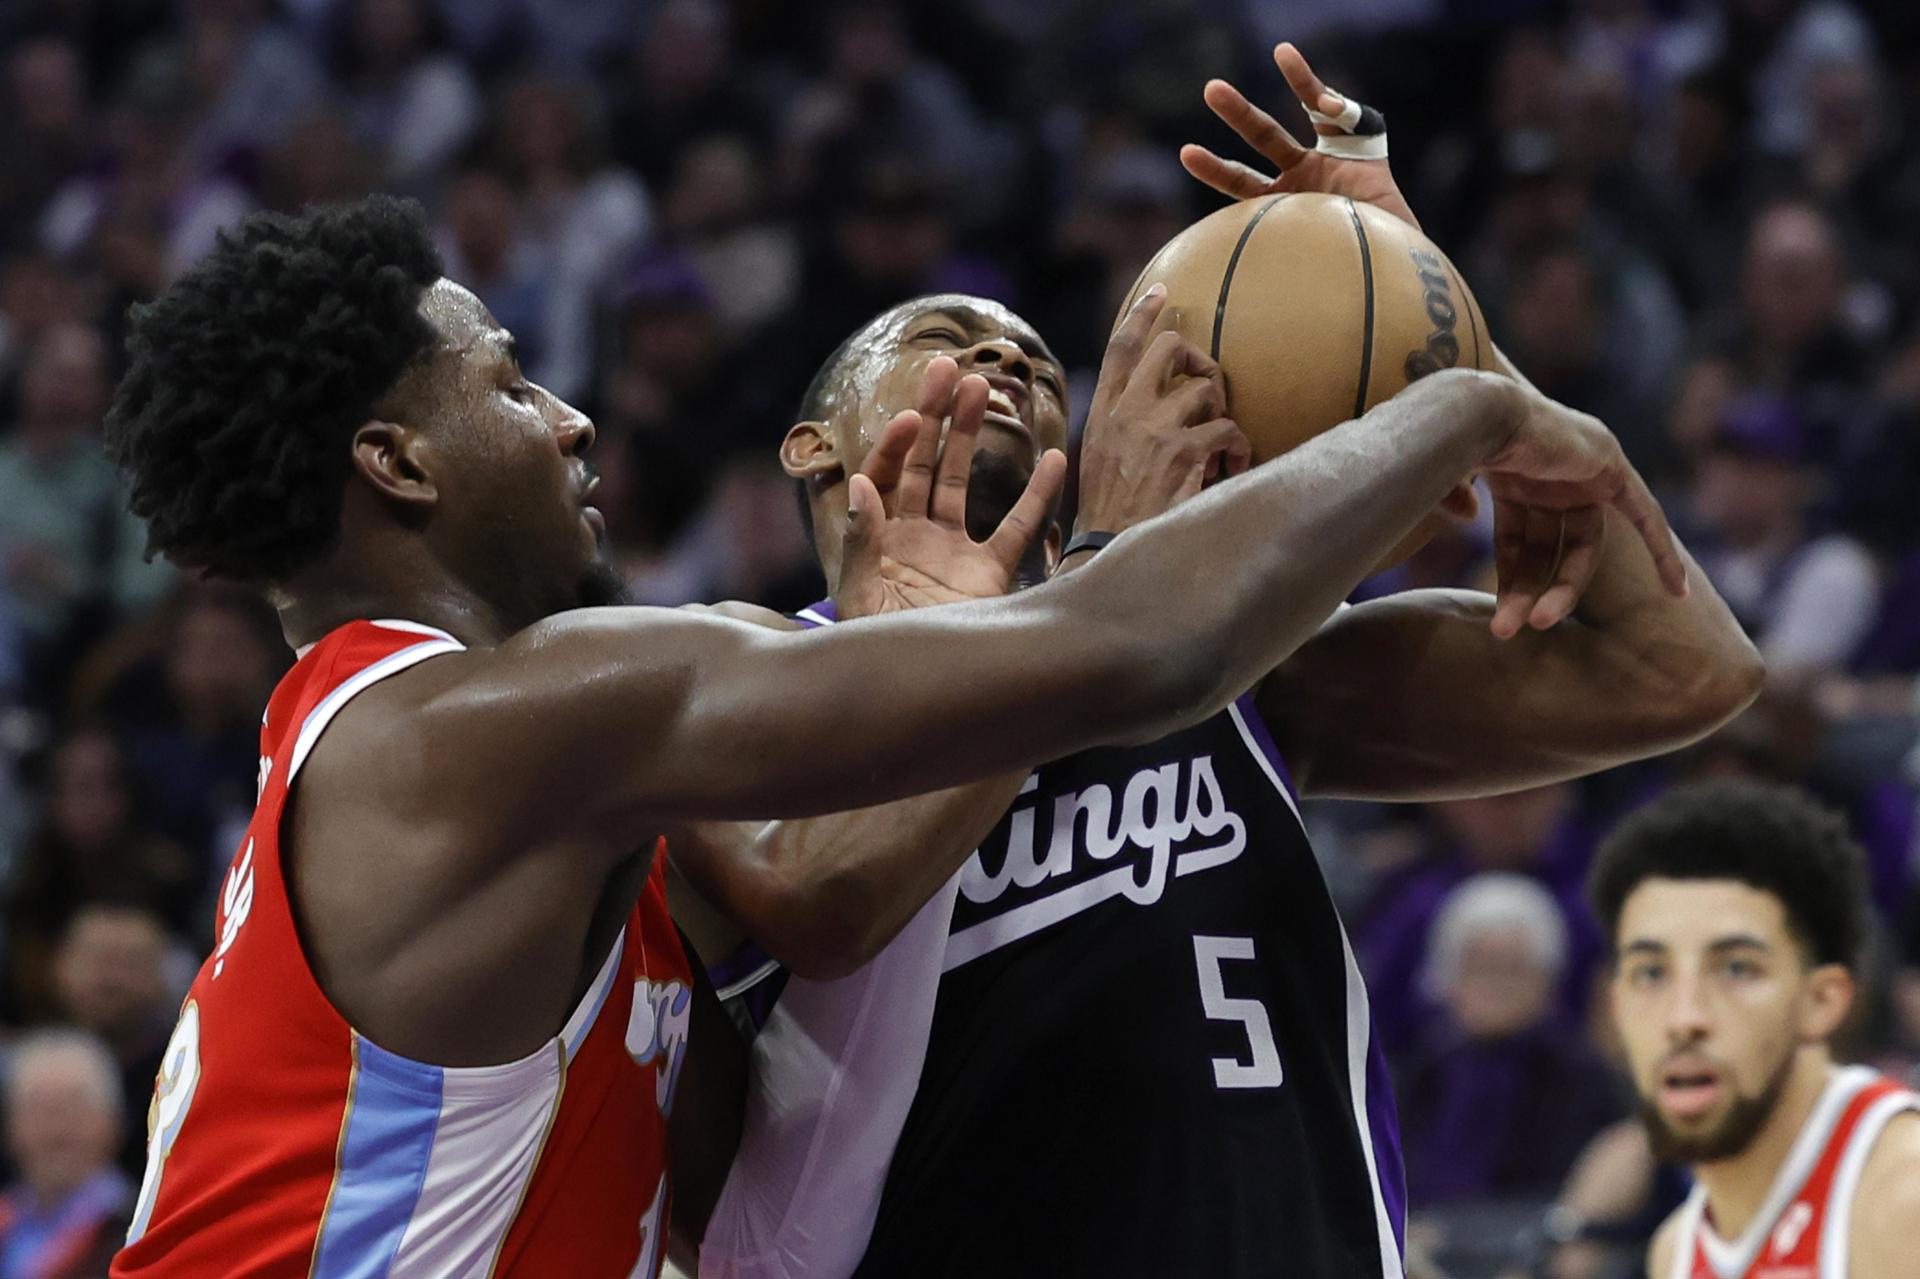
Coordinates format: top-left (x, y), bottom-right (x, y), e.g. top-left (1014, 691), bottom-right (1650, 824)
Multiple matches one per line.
top-left (1664, 972), bottom-right (1711, 1047)
top-left (965, 337), bottom-right (1033, 387)
top-left (550, 392), bottom-right (596, 457)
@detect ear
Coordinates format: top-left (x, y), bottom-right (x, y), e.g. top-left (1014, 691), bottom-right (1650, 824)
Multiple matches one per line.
top-left (1799, 963), bottom-right (1856, 1043)
top-left (351, 419), bottom-right (437, 511)
top-left (780, 420), bottom-right (843, 485)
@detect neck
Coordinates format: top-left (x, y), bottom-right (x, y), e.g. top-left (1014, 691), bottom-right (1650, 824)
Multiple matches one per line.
top-left (275, 545), bottom-right (518, 652)
top-left (1693, 1048), bottom-right (1834, 1238)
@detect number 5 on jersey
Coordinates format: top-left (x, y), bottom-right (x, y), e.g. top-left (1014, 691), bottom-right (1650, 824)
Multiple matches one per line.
top-left (1192, 935), bottom-right (1284, 1089)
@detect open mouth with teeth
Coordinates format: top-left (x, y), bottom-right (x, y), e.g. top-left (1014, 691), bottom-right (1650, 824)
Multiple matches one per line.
top-left (980, 386), bottom-right (1030, 439)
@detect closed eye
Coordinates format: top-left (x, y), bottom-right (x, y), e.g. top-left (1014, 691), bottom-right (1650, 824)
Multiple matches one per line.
top-left (913, 326), bottom-right (967, 346)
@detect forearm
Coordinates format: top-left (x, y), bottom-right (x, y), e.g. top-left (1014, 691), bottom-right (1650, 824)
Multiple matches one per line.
top-left (1567, 508), bottom-right (1762, 712)
top-left (1059, 367), bottom-right (1518, 701)
top-left (678, 770), bottom-right (1029, 979)
top-left (497, 370), bottom-right (1519, 827)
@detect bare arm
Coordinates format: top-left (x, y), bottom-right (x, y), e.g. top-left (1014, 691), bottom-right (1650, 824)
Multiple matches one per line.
top-left (412, 369), bottom-right (1533, 832)
top-left (671, 777), bottom-right (1029, 980)
top-left (1851, 1111), bottom-right (1920, 1279)
top-left (1264, 501), bottom-right (1761, 801)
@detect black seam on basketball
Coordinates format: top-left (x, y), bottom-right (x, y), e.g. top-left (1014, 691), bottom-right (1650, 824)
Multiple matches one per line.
top-left (1445, 255), bottom-right (1482, 368)
top-left (1345, 199), bottom-right (1375, 418)
top-left (1211, 195), bottom-right (1287, 361)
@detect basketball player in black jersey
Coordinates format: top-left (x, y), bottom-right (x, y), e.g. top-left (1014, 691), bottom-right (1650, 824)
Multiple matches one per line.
top-left (674, 44), bottom-right (1764, 1279)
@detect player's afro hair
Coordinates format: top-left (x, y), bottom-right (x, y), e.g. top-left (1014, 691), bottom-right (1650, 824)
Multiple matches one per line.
top-left (106, 196), bottom-right (444, 582)
top-left (1588, 778), bottom-right (1869, 970)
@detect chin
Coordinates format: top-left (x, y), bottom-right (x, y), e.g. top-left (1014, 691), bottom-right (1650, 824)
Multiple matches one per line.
top-left (575, 558), bottom-right (631, 609)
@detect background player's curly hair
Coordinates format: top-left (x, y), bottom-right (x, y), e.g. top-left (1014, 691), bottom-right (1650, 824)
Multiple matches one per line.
top-left (105, 196), bottom-right (444, 583)
top-left (1589, 778), bottom-right (1869, 970)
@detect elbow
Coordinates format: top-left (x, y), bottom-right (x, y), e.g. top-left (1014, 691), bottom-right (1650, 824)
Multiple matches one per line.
top-left (1694, 635), bottom-right (1767, 729)
top-left (1652, 635), bottom-right (1767, 744)
top-left (749, 865), bottom-right (891, 981)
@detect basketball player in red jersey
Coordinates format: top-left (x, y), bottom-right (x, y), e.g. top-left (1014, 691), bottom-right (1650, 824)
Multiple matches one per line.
top-left (99, 193), bottom-right (1685, 1277)
top-left (1590, 780), bottom-right (1920, 1279)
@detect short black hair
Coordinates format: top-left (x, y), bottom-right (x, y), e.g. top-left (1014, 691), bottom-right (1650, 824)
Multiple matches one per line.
top-left (1589, 779), bottom-right (1869, 970)
top-left (106, 195), bottom-right (444, 582)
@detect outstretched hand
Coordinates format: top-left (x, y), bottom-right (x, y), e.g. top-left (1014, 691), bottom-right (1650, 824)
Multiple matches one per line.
top-left (1179, 42), bottom-right (1420, 230)
top-left (837, 356), bottom-right (1068, 618)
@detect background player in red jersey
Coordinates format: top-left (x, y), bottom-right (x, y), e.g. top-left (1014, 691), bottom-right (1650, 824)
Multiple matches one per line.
top-left (1591, 779), bottom-right (1920, 1279)
top-left (99, 192), bottom-right (1683, 1275)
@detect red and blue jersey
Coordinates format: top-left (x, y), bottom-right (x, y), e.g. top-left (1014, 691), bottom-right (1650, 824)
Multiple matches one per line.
top-left (113, 619), bottom-right (693, 1279)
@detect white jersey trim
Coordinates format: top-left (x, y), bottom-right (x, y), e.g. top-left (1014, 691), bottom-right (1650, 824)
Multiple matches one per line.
top-left (1818, 1085), bottom-right (1920, 1277)
top-left (1228, 698), bottom-right (1403, 1279)
top-left (1692, 1065), bottom-right (1878, 1279)
top-left (287, 636), bottom-right (466, 782)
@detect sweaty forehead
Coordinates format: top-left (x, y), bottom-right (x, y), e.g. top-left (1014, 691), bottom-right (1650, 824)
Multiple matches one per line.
top-left (902, 295), bottom-right (1057, 365)
top-left (418, 278), bottom-right (507, 357)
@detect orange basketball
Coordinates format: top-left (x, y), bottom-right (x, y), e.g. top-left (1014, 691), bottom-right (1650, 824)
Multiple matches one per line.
top-left (1119, 192), bottom-right (1496, 565)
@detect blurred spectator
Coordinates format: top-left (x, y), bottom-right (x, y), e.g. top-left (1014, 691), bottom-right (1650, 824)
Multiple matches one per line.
top-left (0, 324), bottom-right (171, 698)
top-left (1040, 142), bottom-right (1196, 374)
top-left (777, 2), bottom-right (1018, 227)
top-left (0, 1030), bottom-right (129, 1279)
top-left (1398, 875), bottom-right (1625, 1206)
top-left (491, 74), bottom-right (651, 402)
top-left (659, 135), bottom-right (800, 340)
top-left (609, 0), bottom-right (765, 191)
top-left (1357, 784), bottom-right (1606, 1058)
top-left (1700, 200), bottom-right (1878, 428)
top-left (36, 79), bottom-right (253, 295)
top-left (1504, 244), bottom-right (1666, 468)
top-left (102, 588), bottom-right (287, 869)
top-left (156, 0), bottom-right (326, 176)
top-left (261, 107), bottom-right (376, 214)
top-left (0, 40), bottom-right (92, 254)
top-left (628, 453), bottom-right (822, 613)
top-left (434, 161), bottom-right (551, 374)
top-left (1661, 0), bottom-right (1876, 160)
top-left (1688, 394), bottom-right (1878, 675)
top-left (327, 0), bottom-right (481, 189)
top-left (594, 255), bottom-right (741, 546)
top-left (50, 904), bottom-right (179, 1178)
top-left (0, 255), bottom-right (91, 425)
top-left (2, 728), bottom-right (198, 1022)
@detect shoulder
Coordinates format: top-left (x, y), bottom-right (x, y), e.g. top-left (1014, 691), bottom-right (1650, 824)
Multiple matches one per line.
top-left (1850, 1107), bottom-right (1920, 1275)
top-left (1647, 1201), bottom-right (1688, 1279)
top-left (679, 600), bottom-right (803, 631)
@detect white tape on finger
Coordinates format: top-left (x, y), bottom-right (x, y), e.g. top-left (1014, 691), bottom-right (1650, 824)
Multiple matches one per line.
top-left (1305, 95), bottom-right (1365, 132)
top-left (1314, 133), bottom-right (1388, 160)
top-left (1305, 91), bottom-right (1388, 160)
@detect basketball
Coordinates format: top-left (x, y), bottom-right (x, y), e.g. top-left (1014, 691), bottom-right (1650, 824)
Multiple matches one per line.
top-left (1119, 192), bottom-right (1496, 565)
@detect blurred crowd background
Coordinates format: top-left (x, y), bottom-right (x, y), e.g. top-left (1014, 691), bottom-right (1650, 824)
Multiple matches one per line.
top-left (0, 0), bottom-right (1917, 1275)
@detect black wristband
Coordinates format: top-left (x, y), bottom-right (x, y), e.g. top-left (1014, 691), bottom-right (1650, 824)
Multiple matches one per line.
top-left (1063, 530), bottom-right (1120, 559)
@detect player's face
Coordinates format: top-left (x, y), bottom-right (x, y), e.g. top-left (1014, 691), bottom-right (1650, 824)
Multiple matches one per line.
top-left (1609, 878), bottom-right (1848, 1163)
top-left (789, 297), bottom-right (1070, 546)
top-left (403, 280), bottom-right (623, 624)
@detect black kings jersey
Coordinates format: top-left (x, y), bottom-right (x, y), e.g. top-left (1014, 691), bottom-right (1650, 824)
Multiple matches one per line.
top-left (727, 601), bottom-right (1407, 1279)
